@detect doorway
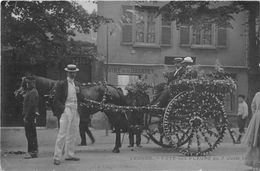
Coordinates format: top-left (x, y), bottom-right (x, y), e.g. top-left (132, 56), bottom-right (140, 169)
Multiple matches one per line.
top-left (117, 75), bottom-right (139, 95)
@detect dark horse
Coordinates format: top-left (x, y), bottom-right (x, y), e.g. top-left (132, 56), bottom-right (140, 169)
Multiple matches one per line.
top-left (80, 84), bottom-right (128, 153)
top-left (14, 75), bottom-right (128, 153)
top-left (14, 75), bottom-right (58, 112)
top-left (124, 88), bottom-right (150, 144)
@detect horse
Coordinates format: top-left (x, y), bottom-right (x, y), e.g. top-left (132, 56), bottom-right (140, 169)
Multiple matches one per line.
top-left (14, 75), bottom-right (58, 114)
top-left (124, 88), bottom-right (151, 144)
top-left (14, 75), bottom-right (130, 153)
top-left (14, 75), bottom-right (57, 103)
top-left (80, 84), bottom-right (129, 153)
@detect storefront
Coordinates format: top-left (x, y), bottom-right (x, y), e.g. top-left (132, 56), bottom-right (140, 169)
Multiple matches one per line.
top-left (107, 63), bottom-right (165, 95)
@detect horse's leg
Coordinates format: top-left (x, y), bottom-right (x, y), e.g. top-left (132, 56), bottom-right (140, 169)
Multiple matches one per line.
top-left (112, 124), bottom-right (120, 153)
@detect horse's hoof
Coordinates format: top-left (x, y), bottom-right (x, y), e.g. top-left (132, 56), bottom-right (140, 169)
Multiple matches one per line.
top-left (112, 149), bottom-right (120, 153)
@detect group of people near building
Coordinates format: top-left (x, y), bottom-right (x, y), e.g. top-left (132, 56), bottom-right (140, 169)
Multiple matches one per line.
top-left (21, 61), bottom-right (260, 169)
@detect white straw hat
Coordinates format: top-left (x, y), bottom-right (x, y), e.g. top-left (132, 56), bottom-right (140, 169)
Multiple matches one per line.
top-left (64, 64), bottom-right (79, 72)
top-left (181, 57), bottom-right (193, 63)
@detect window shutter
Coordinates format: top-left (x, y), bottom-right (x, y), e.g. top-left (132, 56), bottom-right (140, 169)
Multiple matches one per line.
top-left (121, 5), bottom-right (133, 44)
top-left (217, 27), bottom-right (227, 48)
top-left (161, 20), bottom-right (172, 46)
top-left (180, 26), bottom-right (190, 46)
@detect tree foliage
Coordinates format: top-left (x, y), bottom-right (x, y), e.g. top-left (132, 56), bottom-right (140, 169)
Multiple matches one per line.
top-left (1, 1), bottom-right (110, 65)
top-left (160, 2), bottom-right (242, 29)
top-left (159, 1), bottom-right (260, 110)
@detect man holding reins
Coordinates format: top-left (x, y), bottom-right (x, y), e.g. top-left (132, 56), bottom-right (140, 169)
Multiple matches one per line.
top-left (22, 76), bottom-right (39, 159)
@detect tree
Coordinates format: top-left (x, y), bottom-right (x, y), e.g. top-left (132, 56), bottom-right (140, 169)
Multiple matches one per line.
top-left (1, 1), bottom-right (109, 66)
top-left (159, 1), bottom-right (260, 109)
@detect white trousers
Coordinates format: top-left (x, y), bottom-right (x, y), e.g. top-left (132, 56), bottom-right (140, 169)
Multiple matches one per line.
top-left (54, 105), bottom-right (79, 160)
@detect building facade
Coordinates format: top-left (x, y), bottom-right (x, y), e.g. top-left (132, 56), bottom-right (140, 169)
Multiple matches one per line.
top-left (97, 1), bottom-right (249, 115)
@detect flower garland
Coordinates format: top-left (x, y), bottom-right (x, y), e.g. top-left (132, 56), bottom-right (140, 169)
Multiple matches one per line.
top-left (81, 98), bottom-right (165, 114)
top-left (169, 77), bottom-right (236, 98)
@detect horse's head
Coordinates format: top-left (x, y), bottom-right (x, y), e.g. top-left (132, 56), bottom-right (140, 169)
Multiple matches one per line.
top-left (14, 76), bottom-right (27, 101)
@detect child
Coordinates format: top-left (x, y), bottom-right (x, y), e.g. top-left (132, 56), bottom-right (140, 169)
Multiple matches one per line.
top-left (236, 95), bottom-right (248, 143)
top-left (242, 91), bottom-right (260, 170)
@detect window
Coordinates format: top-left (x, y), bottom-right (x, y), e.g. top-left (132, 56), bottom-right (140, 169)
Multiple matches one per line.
top-left (161, 19), bottom-right (172, 46)
top-left (121, 5), bottom-right (172, 47)
top-left (180, 24), bottom-right (227, 49)
top-left (192, 24), bottom-right (213, 46)
top-left (134, 6), bottom-right (158, 45)
top-left (179, 26), bottom-right (190, 47)
top-left (121, 5), bottom-right (133, 44)
top-left (217, 27), bottom-right (227, 48)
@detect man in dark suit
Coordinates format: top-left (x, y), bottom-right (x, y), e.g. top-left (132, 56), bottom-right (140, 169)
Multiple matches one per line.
top-left (164, 56), bottom-right (194, 83)
top-left (53, 64), bottom-right (83, 165)
top-left (22, 76), bottom-right (39, 159)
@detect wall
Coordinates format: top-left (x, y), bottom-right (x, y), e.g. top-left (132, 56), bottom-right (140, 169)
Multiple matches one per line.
top-left (97, 1), bottom-right (248, 67)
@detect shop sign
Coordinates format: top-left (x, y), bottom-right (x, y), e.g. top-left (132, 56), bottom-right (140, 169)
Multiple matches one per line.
top-left (109, 66), bottom-right (154, 74)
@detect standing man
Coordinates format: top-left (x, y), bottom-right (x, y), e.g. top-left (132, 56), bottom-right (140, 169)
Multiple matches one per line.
top-left (236, 94), bottom-right (248, 143)
top-left (53, 64), bottom-right (82, 165)
top-left (22, 76), bottom-right (39, 159)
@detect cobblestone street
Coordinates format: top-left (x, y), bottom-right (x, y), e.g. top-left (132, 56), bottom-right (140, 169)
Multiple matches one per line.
top-left (0, 128), bottom-right (253, 171)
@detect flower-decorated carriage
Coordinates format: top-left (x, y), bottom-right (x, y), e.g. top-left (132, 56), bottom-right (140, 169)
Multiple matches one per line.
top-left (82, 65), bottom-right (237, 156)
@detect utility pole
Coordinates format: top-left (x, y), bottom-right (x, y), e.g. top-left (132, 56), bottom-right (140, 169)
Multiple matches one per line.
top-left (106, 24), bottom-right (109, 82)
top-left (105, 23), bottom-right (109, 136)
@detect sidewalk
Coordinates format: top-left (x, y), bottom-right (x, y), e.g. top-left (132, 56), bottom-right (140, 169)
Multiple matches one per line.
top-left (0, 128), bottom-right (251, 171)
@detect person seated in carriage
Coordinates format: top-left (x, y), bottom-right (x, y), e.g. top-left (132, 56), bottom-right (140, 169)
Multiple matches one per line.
top-left (164, 56), bottom-right (194, 84)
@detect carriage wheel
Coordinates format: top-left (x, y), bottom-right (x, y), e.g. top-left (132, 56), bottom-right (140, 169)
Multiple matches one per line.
top-left (163, 91), bottom-right (228, 156)
top-left (146, 113), bottom-right (171, 148)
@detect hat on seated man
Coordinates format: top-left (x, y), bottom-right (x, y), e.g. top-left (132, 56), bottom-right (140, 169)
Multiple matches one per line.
top-left (181, 56), bottom-right (193, 64)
